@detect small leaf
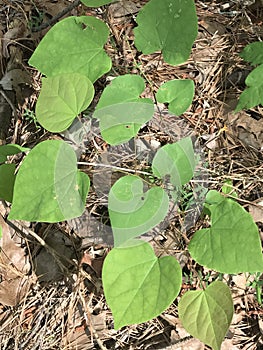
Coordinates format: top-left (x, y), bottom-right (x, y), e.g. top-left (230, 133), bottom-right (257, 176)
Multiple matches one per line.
top-left (240, 41), bottom-right (263, 65)
top-left (102, 240), bottom-right (182, 329)
top-left (81, 0), bottom-right (114, 6)
top-left (189, 190), bottom-right (263, 273)
top-left (108, 175), bottom-right (169, 246)
top-left (0, 144), bottom-right (29, 163)
top-left (134, 0), bottom-right (198, 65)
top-left (93, 75), bottom-right (154, 145)
top-left (236, 41), bottom-right (263, 111)
top-left (9, 140), bottom-right (90, 222)
top-left (152, 137), bottom-right (196, 197)
top-left (36, 73), bottom-right (94, 132)
top-left (156, 80), bottom-right (194, 115)
top-left (0, 164), bottom-right (16, 202)
top-left (29, 16), bottom-right (112, 82)
top-left (178, 281), bottom-right (233, 350)
top-left (235, 64), bottom-right (263, 111)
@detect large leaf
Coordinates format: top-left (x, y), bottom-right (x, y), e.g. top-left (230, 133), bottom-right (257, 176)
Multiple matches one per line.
top-left (0, 144), bottom-right (29, 163)
top-left (178, 281), bottom-right (233, 350)
top-left (102, 240), bottom-right (182, 329)
top-left (9, 140), bottom-right (90, 222)
top-left (134, 0), bottom-right (198, 65)
top-left (235, 64), bottom-right (263, 111)
top-left (29, 16), bottom-right (112, 83)
top-left (81, 0), bottom-right (114, 6)
top-left (0, 163), bottom-right (16, 202)
top-left (36, 73), bottom-right (94, 132)
top-left (152, 137), bottom-right (196, 198)
top-left (189, 190), bottom-right (263, 273)
top-left (156, 79), bottom-right (194, 115)
top-left (93, 75), bottom-right (154, 145)
top-left (108, 175), bottom-right (169, 246)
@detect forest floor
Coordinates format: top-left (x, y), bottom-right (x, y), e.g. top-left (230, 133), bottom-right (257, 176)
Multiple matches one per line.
top-left (0, 0), bottom-right (263, 349)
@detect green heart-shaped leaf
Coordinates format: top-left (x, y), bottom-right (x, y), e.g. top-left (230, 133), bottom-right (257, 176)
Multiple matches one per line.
top-left (178, 281), bottom-right (233, 350)
top-left (134, 0), bottom-right (198, 65)
top-left (189, 190), bottom-right (263, 273)
top-left (108, 175), bottom-right (169, 246)
top-left (93, 75), bottom-right (154, 145)
top-left (152, 137), bottom-right (196, 198)
top-left (36, 73), bottom-right (94, 132)
top-left (29, 16), bottom-right (112, 82)
top-left (102, 240), bottom-right (182, 329)
top-left (156, 80), bottom-right (195, 115)
top-left (9, 140), bottom-right (90, 222)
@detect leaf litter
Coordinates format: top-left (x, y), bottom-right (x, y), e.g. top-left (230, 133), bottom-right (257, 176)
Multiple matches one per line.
top-left (0, 0), bottom-right (263, 349)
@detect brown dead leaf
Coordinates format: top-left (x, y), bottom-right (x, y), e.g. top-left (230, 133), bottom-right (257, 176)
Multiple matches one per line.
top-left (0, 215), bottom-right (32, 306)
top-left (170, 323), bottom-right (204, 350)
top-left (33, 226), bottom-right (80, 282)
top-left (248, 199), bottom-right (263, 223)
top-left (108, 0), bottom-right (140, 22)
top-left (34, 0), bottom-right (73, 18)
top-left (0, 68), bottom-right (32, 91)
top-left (63, 302), bottom-right (107, 350)
top-left (200, 18), bottom-right (226, 35)
top-left (221, 339), bottom-right (240, 350)
top-left (227, 112), bottom-right (263, 150)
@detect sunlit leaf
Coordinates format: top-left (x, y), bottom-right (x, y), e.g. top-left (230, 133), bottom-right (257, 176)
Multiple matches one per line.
top-left (29, 16), bottom-right (112, 82)
top-left (9, 140), bottom-right (90, 222)
top-left (93, 75), bottom-right (154, 145)
top-left (36, 73), bottom-right (94, 132)
top-left (178, 281), bottom-right (233, 350)
top-left (152, 137), bottom-right (196, 198)
top-left (134, 0), bottom-right (198, 65)
top-left (189, 190), bottom-right (263, 273)
top-left (103, 240), bottom-right (182, 329)
top-left (156, 79), bottom-right (194, 115)
top-left (108, 175), bottom-right (169, 246)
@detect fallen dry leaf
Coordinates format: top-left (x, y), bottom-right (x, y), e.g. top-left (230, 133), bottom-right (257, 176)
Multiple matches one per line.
top-left (227, 112), bottom-right (263, 150)
top-left (33, 225), bottom-right (80, 282)
top-left (0, 215), bottom-right (32, 306)
top-left (248, 199), bottom-right (263, 223)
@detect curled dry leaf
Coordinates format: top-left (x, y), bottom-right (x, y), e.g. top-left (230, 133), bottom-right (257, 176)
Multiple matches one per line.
top-left (227, 111), bottom-right (263, 150)
top-left (0, 215), bottom-right (32, 306)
